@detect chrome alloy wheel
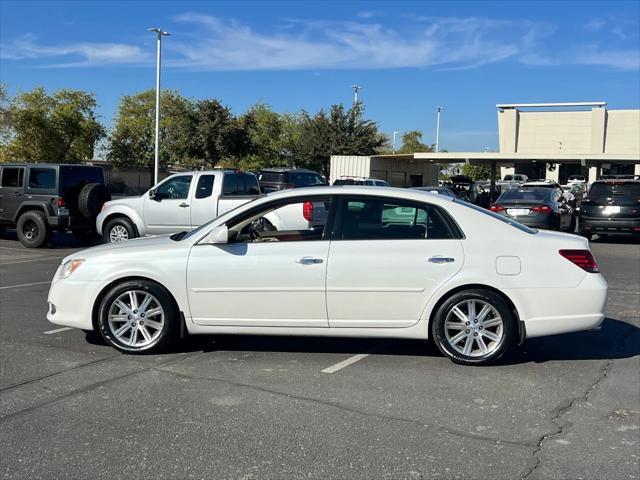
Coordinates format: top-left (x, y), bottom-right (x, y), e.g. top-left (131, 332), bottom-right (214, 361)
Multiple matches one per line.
top-left (444, 299), bottom-right (504, 357)
top-left (109, 225), bottom-right (129, 242)
top-left (107, 290), bottom-right (165, 348)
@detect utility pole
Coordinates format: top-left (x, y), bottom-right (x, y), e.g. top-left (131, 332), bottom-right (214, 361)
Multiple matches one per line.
top-left (352, 84), bottom-right (362, 105)
top-left (435, 106), bottom-right (443, 153)
top-left (392, 131), bottom-right (400, 153)
top-left (148, 27), bottom-right (171, 185)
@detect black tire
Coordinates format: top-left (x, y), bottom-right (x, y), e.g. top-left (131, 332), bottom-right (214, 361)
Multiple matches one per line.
top-left (72, 228), bottom-right (99, 245)
top-left (97, 279), bottom-right (179, 354)
top-left (0, 225), bottom-right (6, 237)
top-left (16, 210), bottom-right (51, 248)
top-left (103, 217), bottom-right (137, 243)
top-left (78, 183), bottom-right (111, 219)
top-left (431, 289), bottom-right (514, 366)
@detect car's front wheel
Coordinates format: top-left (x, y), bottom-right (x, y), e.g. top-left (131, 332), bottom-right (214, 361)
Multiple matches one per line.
top-left (97, 280), bottom-right (179, 354)
top-left (431, 289), bottom-right (514, 366)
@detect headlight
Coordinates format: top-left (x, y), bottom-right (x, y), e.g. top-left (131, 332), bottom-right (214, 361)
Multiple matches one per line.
top-left (59, 259), bottom-right (85, 279)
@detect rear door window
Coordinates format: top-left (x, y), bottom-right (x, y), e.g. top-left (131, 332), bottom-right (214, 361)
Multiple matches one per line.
top-left (28, 168), bottom-right (56, 190)
top-left (1, 167), bottom-right (24, 187)
top-left (195, 175), bottom-right (215, 199)
top-left (223, 173), bottom-right (261, 195)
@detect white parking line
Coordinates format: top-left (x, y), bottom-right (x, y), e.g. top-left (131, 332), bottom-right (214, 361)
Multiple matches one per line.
top-left (321, 353), bottom-right (370, 374)
top-left (1, 257), bottom-right (64, 265)
top-left (609, 289), bottom-right (640, 295)
top-left (0, 281), bottom-right (51, 290)
top-left (43, 327), bottom-right (73, 335)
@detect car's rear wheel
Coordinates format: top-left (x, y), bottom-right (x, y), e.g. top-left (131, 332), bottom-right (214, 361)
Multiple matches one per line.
top-left (104, 217), bottom-right (137, 243)
top-left (98, 280), bottom-right (178, 354)
top-left (16, 210), bottom-right (51, 248)
top-left (431, 289), bottom-right (514, 366)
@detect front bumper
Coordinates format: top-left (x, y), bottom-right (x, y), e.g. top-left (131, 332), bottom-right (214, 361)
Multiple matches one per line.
top-left (46, 268), bottom-right (99, 330)
top-left (579, 216), bottom-right (640, 236)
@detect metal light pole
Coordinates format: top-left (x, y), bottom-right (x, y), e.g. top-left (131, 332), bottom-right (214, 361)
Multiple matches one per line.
top-left (148, 27), bottom-right (170, 185)
top-left (435, 106), bottom-right (443, 153)
top-left (392, 131), bottom-right (400, 153)
top-left (352, 84), bottom-right (362, 105)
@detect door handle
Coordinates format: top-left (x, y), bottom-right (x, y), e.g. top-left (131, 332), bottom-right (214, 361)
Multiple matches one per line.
top-left (428, 256), bottom-right (455, 263)
top-left (179, 203), bottom-right (189, 208)
top-left (13, 192), bottom-right (22, 197)
top-left (296, 257), bottom-right (323, 265)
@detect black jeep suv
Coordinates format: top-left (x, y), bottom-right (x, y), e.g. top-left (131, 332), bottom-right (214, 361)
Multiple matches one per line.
top-left (257, 168), bottom-right (326, 193)
top-left (0, 163), bottom-right (110, 247)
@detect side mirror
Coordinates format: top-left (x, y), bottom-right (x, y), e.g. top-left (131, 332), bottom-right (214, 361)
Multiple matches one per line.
top-left (148, 189), bottom-right (156, 199)
top-left (202, 225), bottom-right (228, 244)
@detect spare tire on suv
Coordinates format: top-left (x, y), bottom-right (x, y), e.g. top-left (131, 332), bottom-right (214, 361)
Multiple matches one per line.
top-left (78, 183), bottom-right (111, 219)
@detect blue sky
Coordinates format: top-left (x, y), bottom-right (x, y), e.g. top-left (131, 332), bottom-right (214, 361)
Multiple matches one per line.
top-left (1, 0), bottom-right (639, 152)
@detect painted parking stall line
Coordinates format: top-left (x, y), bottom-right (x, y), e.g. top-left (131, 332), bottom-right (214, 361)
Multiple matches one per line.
top-left (321, 353), bottom-right (370, 373)
top-left (0, 281), bottom-right (51, 290)
top-left (43, 327), bottom-right (73, 335)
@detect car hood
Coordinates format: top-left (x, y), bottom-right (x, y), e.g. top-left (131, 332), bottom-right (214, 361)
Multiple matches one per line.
top-left (103, 195), bottom-right (144, 209)
top-left (61, 235), bottom-right (183, 264)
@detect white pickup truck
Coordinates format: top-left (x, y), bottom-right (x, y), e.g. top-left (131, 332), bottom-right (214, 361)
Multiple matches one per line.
top-left (97, 170), bottom-right (327, 243)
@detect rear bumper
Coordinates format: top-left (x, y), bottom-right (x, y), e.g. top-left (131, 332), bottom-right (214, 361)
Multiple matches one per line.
top-left (579, 216), bottom-right (640, 235)
top-left (506, 273), bottom-right (608, 338)
top-left (47, 215), bottom-right (93, 229)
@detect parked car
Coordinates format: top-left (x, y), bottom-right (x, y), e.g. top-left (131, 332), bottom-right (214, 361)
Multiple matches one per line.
top-left (97, 170), bottom-right (260, 242)
top-left (579, 179), bottom-right (640, 241)
top-left (257, 168), bottom-right (326, 193)
top-left (490, 187), bottom-right (576, 231)
top-left (0, 163), bottom-right (110, 247)
top-left (522, 180), bottom-right (576, 206)
top-left (503, 174), bottom-right (528, 183)
top-left (412, 186), bottom-right (458, 199)
top-left (97, 170), bottom-right (327, 242)
top-left (567, 175), bottom-right (587, 185)
top-left (48, 186), bottom-right (606, 366)
top-left (449, 175), bottom-right (491, 208)
top-left (333, 177), bottom-right (390, 186)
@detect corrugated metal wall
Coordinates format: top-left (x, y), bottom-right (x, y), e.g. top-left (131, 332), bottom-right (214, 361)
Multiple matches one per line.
top-left (329, 156), bottom-right (371, 183)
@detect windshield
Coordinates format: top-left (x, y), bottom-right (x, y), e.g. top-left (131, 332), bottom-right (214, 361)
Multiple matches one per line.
top-left (176, 195), bottom-right (264, 241)
top-left (454, 199), bottom-right (538, 234)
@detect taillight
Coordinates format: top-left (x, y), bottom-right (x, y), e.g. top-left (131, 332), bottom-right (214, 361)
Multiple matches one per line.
top-left (490, 205), bottom-right (505, 212)
top-left (57, 197), bottom-right (65, 208)
top-left (303, 201), bottom-right (313, 221)
top-left (531, 205), bottom-right (552, 214)
top-left (559, 249), bottom-right (599, 273)
top-left (285, 184), bottom-right (295, 189)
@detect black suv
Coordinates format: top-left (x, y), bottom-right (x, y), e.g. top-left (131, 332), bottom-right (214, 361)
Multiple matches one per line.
top-left (579, 179), bottom-right (640, 240)
top-left (0, 163), bottom-right (110, 247)
top-left (257, 168), bottom-right (326, 193)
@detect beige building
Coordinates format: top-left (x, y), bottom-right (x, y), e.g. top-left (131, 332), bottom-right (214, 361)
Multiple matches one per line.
top-left (330, 102), bottom-right (639, 189)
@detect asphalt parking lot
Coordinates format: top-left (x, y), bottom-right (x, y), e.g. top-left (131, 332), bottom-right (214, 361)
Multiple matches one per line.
top-left (0, 231), bottom-right (638, 480)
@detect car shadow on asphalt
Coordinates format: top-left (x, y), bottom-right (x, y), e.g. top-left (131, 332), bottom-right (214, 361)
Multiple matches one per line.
top-left (591, 235), bottom-right (640, 245)
top-left (0, 229), bottom-right (101, 249)
top-left (94, 317), bottom-right (638, 366)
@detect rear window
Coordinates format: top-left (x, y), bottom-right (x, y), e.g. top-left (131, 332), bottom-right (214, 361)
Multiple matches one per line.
top-left (1, 167), bottom-right (24, 187)
top-left (499, 189), bottom-right (552, 202)
top-left (195, 175), bottom-right (215, 199)
top-left (588, 182), bottom-right (640, 199)
top-left (290, 172), bottom-right (325, 187)
top-left (60, 166), bottom-right (104, 192)
top-left (28, 168), bottom-right (56, 189)
top-left (258, 171), bottom-right (287, 183)
top-left (456, 199), bottom-right (538, 234)
top-left (334, 179), bottom-right (364, 185)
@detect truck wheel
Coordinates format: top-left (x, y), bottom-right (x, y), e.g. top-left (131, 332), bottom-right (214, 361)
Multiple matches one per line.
top-left (104, 217), bottom-right (136, 243)
top-left (78, 183), bottom-right (111, 219)
top-left (17, 210), bottom-right (51, 248)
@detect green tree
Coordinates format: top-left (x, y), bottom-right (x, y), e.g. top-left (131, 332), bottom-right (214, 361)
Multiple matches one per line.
top-left (1, 87), bottom-right (104, 163)
top-left (462, 163), bottom-right (497, 180)
top-left (296, 103), bottom-right (385, 175)
top-left (397, 130), bottom-right (433, 153)
top-left (238, 102), bottom-right (287, 170)
top-left (107, 90), bottom-right (193, 172)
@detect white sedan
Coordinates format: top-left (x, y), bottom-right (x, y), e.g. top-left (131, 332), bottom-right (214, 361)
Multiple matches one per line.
top-left (47, 186), bottom-right (607, 365)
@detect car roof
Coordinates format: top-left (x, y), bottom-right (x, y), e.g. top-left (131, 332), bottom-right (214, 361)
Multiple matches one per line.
top-left (259, 168), bottom-right (319, 173)
top-left (593, 179), bottom-right (640, 184)
top-left (262, 185), bottom-right (455, 204)
top-left (0, 163), bottom-right (98, 168)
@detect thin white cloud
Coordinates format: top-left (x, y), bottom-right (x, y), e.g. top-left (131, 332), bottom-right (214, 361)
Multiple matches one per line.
top-left (0, 34), bottom-right (149, 65)
top-left (167, 13), bottom-right (547, 70)
top-left (522, 43), bottom-right (640, 71)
